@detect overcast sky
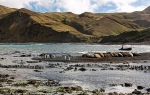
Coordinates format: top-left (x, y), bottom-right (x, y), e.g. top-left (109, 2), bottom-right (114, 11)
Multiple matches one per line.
top-left (0, 0), bottom-right (150, 14)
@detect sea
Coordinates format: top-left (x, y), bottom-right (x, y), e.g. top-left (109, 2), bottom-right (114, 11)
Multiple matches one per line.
top-left (0, 43), bottom-right (150, 54)
top-left (0, 43), bottom-right (150, 93)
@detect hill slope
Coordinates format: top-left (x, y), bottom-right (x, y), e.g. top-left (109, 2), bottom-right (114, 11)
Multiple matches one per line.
top-left (0, 5), bottom-right (16, 18)
top-left (100, 28), bottom-right (150, 44)
top-left (0, 5), bottom-right (150, 43)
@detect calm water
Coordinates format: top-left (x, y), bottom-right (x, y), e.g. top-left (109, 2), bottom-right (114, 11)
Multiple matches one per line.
top-left (0, 43), bottom-right (150, 54)
top-left (1, 43), bottom-right (150, 93)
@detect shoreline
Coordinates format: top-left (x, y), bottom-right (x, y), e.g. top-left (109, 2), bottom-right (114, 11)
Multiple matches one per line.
top-left (33, 52), bottom-right (150, 63)
top-left (0, 48), bottom-right (150, 94)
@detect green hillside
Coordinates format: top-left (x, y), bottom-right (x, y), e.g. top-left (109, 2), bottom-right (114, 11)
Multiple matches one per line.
top-left (100, 28), bottom-right (150, 43)
top-left (0, 5), bottom-right (150, 43)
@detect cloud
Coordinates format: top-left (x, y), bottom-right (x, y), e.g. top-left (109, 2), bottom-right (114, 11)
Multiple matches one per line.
top-left (0, 0), bottom-right (149, 14)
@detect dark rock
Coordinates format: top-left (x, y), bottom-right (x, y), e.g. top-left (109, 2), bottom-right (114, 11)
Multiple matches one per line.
top-left (71, 86), bottom-right (82, 91)
top-left (20, 53), bottom-right (31, 57)
top-left (147, 88), bottom-right (150, 92)
top-left (137, 86), bottom-right (145, 90)
top-left (109, 84), bottom-right (117, 87)
top-left (124, 83), bottom-right (132, 87)
top-left (132, 89), bottom-right (142, 94)
top-left (34, 69), bottom-right (42, 72)
top-left (13, 51), bottom-right (21, 54)
top-left (91, 69), bottom-right (97, 71)
top-left (79, 67), bottom-right (87, 71)
top-left (27, 80), bottom-right (36, 84)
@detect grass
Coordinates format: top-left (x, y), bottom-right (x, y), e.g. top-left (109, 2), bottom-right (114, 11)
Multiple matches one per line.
top-left (0, 5), bottom-right (150, 43)
top-left (100, 28), bottom-right (150, 43)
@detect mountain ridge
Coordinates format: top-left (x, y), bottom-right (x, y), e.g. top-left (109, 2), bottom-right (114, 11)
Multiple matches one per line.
top-left (0, 5), bottom-right (150, 43)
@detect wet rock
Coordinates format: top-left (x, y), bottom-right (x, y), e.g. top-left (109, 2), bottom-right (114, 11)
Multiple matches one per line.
top-left (120, 84), bottom-right (124, 87)
top-left (13, 51), bottom-right (21, 54)
top-left (78, 93), bottom-right (89, 95)
top-left (34, 69), bottom-right (42, 72)
top-left (124, 83), bottom-right (132, 87)
top-left (66, 66), bottom-right (74, 70)
top-left (109, 84), bottom-right (117, 87)
top-left (26, 61), bottom-right (39, 63)
top-left (0, 84), bottom-right (3, 87)
top-left (27, 80), bottom-right (36, 84)
top-left (79, 67), bottom-right (87, 71)
top-left (20, 54), bottom-right (31, 57)
top-left (57, 86), bottom-right (82, 93)
top-left (71, 86), bottom-right (82, 91)
top-left (108, 92), bottom-right (117, 95)
top-left (14, 89), bottom-right (24, 93)
top-left (10, 77), bottom-right (15, 79)
top-left (91, 69), bottom-right (97, 71)
top-left (147, 88), bottom-right (150, 92)
top-left (137, 86), bottom-right (145, 90)
top-left (132, 89), bottom-right (142, 94)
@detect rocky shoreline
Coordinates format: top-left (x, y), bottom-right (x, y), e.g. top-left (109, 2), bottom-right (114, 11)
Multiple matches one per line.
top-left (0, 51), bottom-right (150, 94)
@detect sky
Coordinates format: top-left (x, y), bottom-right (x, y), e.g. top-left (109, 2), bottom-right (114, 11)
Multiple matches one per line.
top-left (0, 0), bottom-right (150, 14)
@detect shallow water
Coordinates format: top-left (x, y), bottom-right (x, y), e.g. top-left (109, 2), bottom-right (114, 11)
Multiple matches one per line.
top-left (16, 61), bottom-right (150, 93)
top-left (0, 43), bottom-right (150, 54)
top-left (0, 43), bottom-right (150, 93)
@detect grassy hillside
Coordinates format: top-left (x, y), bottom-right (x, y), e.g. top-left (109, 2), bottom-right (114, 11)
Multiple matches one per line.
top-left (100, 28), bottom-right (150, 43)
top-left (0, 5), bottom-right (150, 43)
top-left (0, 5), bottom-right (16, 19)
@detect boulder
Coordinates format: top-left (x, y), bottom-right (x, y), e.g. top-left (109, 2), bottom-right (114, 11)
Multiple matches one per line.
top-left (147, 88), bottom-right (150, 92)
top-left (79, 67), bottom-right (87, 71)
top-left (124, 83), bottom-right (133, 87)
top-left (137, 86), bottom-right (145, 90)
top-left (132, 89), bottom-right (142, 94)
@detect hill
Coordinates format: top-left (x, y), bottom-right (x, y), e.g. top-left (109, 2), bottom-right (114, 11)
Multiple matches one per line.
top-left (0, 5), bottom-right (16, 18)
top-left (99, 28), bottom-right (150, 44)
top-left (0, 5), bottom-right (150, 43)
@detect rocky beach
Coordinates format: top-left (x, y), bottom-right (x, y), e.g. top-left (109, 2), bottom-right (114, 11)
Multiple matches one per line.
top-left (0, 47), bottom-right (150, 95)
